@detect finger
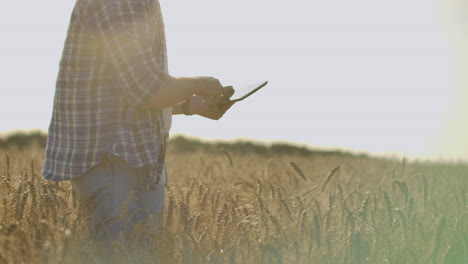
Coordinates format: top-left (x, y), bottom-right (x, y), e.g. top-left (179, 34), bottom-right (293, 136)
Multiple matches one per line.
top-left (206, 85), bottom-right (224, 105)
top-left (218, 101), bottom-right (234, 114)
top-left (194, 77), bottom-right (210, 96)
top-left (198, 77), bottom-right (224, 102)
top-left (203, 96), bottom-right (219, 106)
top-left (213, 80), bottom-right (224, 101)
top-left (208, 104), bottom-right (223, 119)
top-left (223, 86), bottom-right (235, 99)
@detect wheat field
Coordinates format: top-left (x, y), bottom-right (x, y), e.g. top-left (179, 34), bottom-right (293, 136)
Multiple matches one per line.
top-left (0, 142), bottom-right (466, 264)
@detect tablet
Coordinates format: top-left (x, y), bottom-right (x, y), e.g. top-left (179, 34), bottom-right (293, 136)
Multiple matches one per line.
top-left (222, 81), bottom-right (268, 104)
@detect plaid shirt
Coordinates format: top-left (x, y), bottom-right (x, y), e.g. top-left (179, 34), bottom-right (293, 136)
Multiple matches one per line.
top-left (43, 0), bottom-right (170, 182)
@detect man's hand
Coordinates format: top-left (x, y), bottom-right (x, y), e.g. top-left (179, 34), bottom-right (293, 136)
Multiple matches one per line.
top-left (141, 76), bottom-right (232, 110)
top-left (189, 96), bottom-right (235, 120)
top-left (191, 77), bottom-right (224, 104)
top-left (187, 86), bottom-right (235, 120)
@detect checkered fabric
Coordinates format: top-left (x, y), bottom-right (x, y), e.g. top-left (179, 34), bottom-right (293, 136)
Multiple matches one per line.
top-left (43, 0), bottom-right (169, 182)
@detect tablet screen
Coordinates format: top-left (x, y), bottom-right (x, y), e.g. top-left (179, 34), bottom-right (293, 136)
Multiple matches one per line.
top-left (229, 81), bottom-right (268, 102)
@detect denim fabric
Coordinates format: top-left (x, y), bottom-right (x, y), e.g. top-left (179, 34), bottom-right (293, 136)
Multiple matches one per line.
top-left (71, 154), bottom-right (166, 242)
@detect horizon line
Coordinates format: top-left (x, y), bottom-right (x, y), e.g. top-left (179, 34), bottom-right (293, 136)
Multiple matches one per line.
top-left (1, 128), bottom-right (466, 164)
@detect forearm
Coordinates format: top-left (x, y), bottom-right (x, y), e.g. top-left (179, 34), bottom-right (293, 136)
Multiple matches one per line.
top-left (140, 75), bottom-right (196, 110)
top-left (172, 101), bottom-right (185, 115)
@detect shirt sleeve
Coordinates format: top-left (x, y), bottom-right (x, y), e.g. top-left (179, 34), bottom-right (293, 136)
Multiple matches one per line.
top-left (90, 0), bottom-right (166, 107)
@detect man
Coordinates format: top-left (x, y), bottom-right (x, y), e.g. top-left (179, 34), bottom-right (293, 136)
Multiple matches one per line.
top-left (42, 0), bottom-right (234, 243)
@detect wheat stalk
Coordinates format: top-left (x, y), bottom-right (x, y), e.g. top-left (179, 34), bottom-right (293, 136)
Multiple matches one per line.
top-left (321, 165), bottom-right (341, 192)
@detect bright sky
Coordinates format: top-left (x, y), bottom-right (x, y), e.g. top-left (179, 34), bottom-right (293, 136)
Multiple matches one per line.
top-left (0, 0), bottom-right (466, 161)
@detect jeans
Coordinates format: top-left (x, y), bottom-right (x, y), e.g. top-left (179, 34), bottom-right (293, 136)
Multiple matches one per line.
top-left (71, 154), bottom-right (166, 243)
